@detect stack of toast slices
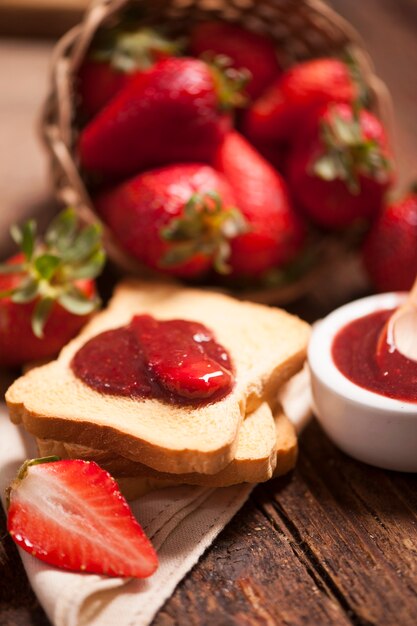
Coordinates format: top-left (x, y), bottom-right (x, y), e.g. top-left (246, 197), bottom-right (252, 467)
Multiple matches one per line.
top-left (6, 280), bottom-right (311, 499)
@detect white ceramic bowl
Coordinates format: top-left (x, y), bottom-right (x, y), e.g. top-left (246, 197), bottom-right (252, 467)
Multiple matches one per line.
top-left (308, 292), bottom-right (417, 472)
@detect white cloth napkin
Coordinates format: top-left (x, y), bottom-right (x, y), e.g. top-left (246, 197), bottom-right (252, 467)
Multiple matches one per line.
top-left (0, 367), bottom-right (311, 626)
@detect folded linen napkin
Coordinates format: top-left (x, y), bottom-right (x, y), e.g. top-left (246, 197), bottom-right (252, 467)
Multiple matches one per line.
top-left (0, 367), bottom-right (311, 626)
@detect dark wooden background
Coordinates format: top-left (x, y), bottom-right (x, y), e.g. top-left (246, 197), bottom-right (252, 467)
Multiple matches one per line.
top-left (0, 1), bottom-right (416, 624)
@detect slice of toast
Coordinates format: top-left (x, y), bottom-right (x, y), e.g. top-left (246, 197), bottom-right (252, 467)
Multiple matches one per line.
top-left (36, 404), bottom-right (297, 495)
top-left (36, 402), bottom-right (278, 482)
top-left (116, 409), bottom-right (298, 499)
top-left (7, 280), bottom-right (309, 475)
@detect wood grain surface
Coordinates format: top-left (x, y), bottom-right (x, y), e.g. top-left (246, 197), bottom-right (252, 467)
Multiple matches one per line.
top-left (0, 1), bottom-right (416, 625)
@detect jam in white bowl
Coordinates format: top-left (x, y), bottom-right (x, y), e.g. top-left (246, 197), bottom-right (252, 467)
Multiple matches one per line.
top-left (308, 293), bottom-right (417, 472)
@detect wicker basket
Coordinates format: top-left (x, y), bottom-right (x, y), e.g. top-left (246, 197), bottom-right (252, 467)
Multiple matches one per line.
top-left (41, 0), bottom-right (393, 304)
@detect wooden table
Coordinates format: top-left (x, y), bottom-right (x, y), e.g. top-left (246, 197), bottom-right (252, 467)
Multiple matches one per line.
top-left (1, 2), bottom-right (416, 624)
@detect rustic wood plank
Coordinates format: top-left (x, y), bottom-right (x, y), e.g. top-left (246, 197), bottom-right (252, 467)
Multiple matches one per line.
top-left (252, 421), bottom-right (417, 626)
top-left (153, 496), bottom-right (353, 626)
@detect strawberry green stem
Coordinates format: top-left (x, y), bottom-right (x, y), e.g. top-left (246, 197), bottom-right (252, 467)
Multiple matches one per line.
top-left (92, 27), bottom-right (184, 72)
top-left (207, 55), bottom-right (250, 111)
top-left (313, 105), bottom-right (391, 195)
top-left (0, 208), bottom-right (105, 338)
top-left (161, 191), bottom-right (248, 274)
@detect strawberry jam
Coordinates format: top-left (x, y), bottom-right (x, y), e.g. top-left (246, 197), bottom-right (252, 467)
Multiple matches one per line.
top-left (332, 308), bottom-right (417, 402)
top-left (71, 315), bottom-right (234, 404)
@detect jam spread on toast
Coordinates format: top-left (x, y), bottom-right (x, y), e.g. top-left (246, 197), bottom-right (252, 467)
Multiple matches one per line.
top-left (71, 315), bottom-right (234, 404)
top-left (332, 308), bottom-right (417, 402)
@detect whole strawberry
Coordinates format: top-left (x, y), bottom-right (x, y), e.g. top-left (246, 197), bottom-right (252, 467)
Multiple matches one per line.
top-left (0, 209), bottom-right (105, 367)
top-left (189, 21), bottom-right (281, 100)
top-left (78, 27), bottom-right (183, 118)
top-left (287, 103), bottom-right (393, 229)
top-left (244, 57), bottom-right (360, 145)
top-left (362, 188), bottom-right (417, 292)
top-left (7, 457), bottom-right (158, 578)
top-left (214, 132), bottom-right (306, 276)
top-left (94, 163), bottom-right (245, 279)
top-left (79, 57), bottom-right (245, 178)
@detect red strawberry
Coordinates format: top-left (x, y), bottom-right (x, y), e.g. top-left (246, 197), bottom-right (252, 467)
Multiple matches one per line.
top-left (7, 457), bottom-right (158, 578)
top-left (244, 57), bottom-right (359, 145)
top-left (362, 188), bottom-right (417, 292)
top-left (78, 28), bottom-right (182, 118)
top-left (78, 62), bottom-right (131, 120)
top-left (189, 21), bottom-right (281, 100)
top-left (79, 57), bottom-right (245, 178)
top-left (95, 163), bottom-right (245, 279)
top-left (213, 132), bottom-right (306, 276)
top-left (287, 103), bottom-right (393, 229)
top-left (0, 209), bottom-right (105, 367)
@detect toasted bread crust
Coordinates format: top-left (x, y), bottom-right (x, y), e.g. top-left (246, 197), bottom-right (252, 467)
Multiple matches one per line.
top-left (116, 412), bottom-right (298, 499)
top-left (36, 407), bottom-right (297, 490)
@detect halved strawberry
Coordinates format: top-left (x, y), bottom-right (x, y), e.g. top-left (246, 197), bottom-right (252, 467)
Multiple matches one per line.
top-left (7, 457), bottom-right (158, 578)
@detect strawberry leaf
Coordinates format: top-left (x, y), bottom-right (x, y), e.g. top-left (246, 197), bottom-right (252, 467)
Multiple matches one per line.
top-left (34, 254), bottom-right (61, 281)
top-left (209, 56), bottom-right (250, 111)
top-left (161, 242), bottom-right (202, 267)
top-left (332, 114), bottom-right (360, 144)
top-left (11, 278), bottom-right (39, 304)
top-left (161, 191), bottom-right (247, 274)
top-left (313, 106), bottom-right (390, 195)
top-left (213, 240), bottom-right (232, 275)
top-left (32, 297), bottom-right (54, 338)
top-left (58, 288), bottom-right (100, 316)
top-left (62, 224), bottom-right (102, 263)
top-left (314, 154), bottom-right (339, 181)
top-left (45, 208), bottom-right (77, 252)
top-left (92, 27), bottom-right (185, 72)
top-left (66, 249), bottom-right (106, 280)
top-left (5, 208), bottom-right (105, 338)
top-left (111, 29), bottom-right (184, 72)
top-left (11, 220), bottom-right (36, 261)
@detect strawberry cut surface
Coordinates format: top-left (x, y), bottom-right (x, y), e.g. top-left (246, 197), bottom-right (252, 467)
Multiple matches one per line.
top-left (7, 459), bottom-right (158, 578)
top-left (71, 314), bottom-right (234, 404)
